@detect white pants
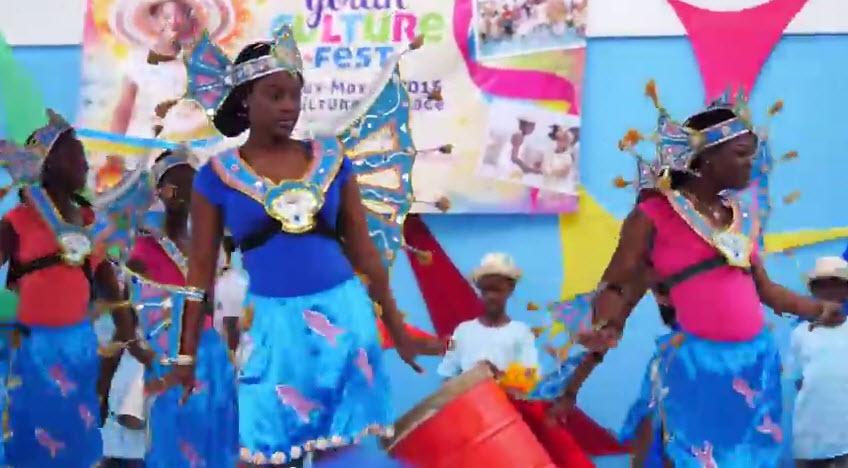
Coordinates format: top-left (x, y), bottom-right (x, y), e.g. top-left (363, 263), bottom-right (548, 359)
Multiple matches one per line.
top-left (102, 351), bottom-right (149, 459)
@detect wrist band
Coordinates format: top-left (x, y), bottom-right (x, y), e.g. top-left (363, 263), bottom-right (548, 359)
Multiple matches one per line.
top-left (183, 286), bottom-right (207, 303)
top-left (173, 354), bottom-right (195, 366)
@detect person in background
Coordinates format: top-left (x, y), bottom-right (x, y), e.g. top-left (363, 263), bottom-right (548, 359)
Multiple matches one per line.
top-left (0, 111), bottom-right (138, 466)
top-left (124, 149), bottom-right (238, 467)
top-left (789, 256), bottom-right (848, 468)
top-left (437, 253), bottom-right (539, 378)
top-left (213, 235), bottom-right (248, 352)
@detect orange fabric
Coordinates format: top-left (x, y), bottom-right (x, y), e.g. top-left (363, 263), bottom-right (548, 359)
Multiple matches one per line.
top-left (5, 204), bottom-right (92, 327)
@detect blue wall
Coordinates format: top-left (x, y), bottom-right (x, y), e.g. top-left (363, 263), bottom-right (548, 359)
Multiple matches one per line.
top-left (2, 34), bottom-right (847, 466)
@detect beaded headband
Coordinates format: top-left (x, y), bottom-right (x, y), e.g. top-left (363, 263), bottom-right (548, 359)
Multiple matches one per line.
top-left (184, 24), bottom-right (303, 116)
top-left (151, 146), bottom-right (198, 184)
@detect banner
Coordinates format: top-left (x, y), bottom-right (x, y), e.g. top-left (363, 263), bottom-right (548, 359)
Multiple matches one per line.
top-left (77, 0), bottom-right (585, 213)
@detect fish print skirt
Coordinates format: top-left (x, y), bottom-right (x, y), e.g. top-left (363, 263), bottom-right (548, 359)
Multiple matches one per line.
top-left (650, 330), bottom-right (783, 467)
top-left (146, 327), bottom-right (239, 468)
top-left (5, 322), bottom-right (102, 467)
top-left (237, 277), bottom-right (393, 465)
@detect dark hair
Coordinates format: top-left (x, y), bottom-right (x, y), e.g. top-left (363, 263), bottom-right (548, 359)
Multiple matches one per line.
top-left (665, 108), bottom-right (739, 190)
top-left (212, 42), bottom-right (272, 137)
top-left (149, 0), bottom-right (189, 17)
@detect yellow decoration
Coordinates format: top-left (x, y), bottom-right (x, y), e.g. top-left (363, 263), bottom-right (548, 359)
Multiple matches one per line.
top-left (559, 189), bottom-right (622, 299)
top-left (764, 227), bottom-right (848, 253)
top-left (497, 362), bottom-right (540, 395)
top-left (548, 321), bottom-right (566, 339)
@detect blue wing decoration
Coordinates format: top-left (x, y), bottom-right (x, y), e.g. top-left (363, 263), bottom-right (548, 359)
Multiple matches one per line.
top-left (91, 160), bottom-right (156, 262)
top-left (0, 141), bottom-right (40, 187)
top-left (325, 56), bottom-right (417, 268)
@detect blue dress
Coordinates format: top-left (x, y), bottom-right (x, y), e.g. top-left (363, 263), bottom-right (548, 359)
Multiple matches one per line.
top-left (6, 323), bottom-right (102, 467)
top-left (194, 143), bottom-right (393, 465)
top-left (127, 232), bottom-right (239, 468)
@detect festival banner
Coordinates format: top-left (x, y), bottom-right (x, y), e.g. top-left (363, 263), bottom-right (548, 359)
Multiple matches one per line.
top-left (78, 0), bottom-right (586, 213)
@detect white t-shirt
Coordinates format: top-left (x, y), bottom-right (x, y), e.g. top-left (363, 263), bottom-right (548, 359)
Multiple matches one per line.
top-left (102, 350), bottom-right (148, 459)
top-left (213, 268), bottom-right (249, 336)
top-left (437, 319), bottom-right (539, 378)
top-left (787, 320), bottom-right (848, 460)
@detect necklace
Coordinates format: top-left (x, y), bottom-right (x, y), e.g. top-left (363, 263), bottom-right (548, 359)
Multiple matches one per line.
top-left (682, 191), bottom-right (728, 224)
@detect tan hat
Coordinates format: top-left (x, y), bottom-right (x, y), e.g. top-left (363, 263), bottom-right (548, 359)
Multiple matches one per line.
top-left (806, 256), bottom-right (848, 284)
top-left (471, 253), bottom-right (522, 283)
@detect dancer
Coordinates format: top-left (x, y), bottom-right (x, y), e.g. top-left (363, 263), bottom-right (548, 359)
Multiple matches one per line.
top-left (123, 148), bottom-right (238, 468)
top-left (790, 256), bottom-right (848, 468)
top-left (554, 86), bottom-right (845, 467)
top-left (170, 24), bottom-right (439, 466)
top-left (437, 252), bottom-right (539, 378)
top-left (0, 111), bottom-right (138, 467)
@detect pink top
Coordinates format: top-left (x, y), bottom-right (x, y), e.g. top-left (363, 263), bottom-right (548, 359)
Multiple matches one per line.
top-left (638, 196), bottom-right (764, 341)
top-left (129, 235), bottom-right (213, 330)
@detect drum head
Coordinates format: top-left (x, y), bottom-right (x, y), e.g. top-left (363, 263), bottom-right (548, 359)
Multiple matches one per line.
top-left (383, 363), bottom-right (494, 453)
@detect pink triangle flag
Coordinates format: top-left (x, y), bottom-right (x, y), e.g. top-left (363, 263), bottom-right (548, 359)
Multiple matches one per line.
top-left (668, 0), bottom-right (808, 102)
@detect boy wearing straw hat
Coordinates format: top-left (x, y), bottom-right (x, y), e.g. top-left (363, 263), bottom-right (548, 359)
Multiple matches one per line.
top-left (790, 256), bottom-right (848, 468)
top-left (437, 253), bottom-right (539, 378)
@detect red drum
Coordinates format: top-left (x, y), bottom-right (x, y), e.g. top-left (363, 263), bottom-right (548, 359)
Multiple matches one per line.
top-left (385, 364), bottom-right (555, 468)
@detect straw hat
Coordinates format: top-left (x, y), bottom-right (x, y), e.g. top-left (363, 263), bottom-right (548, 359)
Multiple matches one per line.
top-left (110, 0), bottom-right (235, 48)
top-left (471, 253), bottom-right (522, 283)
top-left (806, 256), bottom-right (848, 284)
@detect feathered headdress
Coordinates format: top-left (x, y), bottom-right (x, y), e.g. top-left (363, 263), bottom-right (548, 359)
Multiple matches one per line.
top-left (614, 81), bottom-right (783, 192)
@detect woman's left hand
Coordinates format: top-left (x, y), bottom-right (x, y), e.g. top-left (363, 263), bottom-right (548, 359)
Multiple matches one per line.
top-left (810, 301), bottom-right (846, 330)
top-left (395, 336), bottom-right (424, 373)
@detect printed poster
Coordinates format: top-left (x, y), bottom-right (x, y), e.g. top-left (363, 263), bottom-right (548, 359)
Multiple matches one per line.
top-left (78, 0), bottom-right (587, 213)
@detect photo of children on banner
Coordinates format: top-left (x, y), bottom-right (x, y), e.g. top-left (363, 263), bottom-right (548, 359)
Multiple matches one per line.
top-left (473, 0), bottom-right (588, 60)
top-left (478, 99), bottom-right (580, 194)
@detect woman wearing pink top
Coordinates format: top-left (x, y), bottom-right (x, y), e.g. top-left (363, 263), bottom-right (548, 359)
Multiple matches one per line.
top-left (122, 150), bottom-right (238, 467)
top-left (551, 87), bottom-right (845, 467)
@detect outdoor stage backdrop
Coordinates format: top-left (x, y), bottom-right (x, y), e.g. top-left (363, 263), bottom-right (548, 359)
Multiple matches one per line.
top-left (76, 0), bottom-right (587, 213)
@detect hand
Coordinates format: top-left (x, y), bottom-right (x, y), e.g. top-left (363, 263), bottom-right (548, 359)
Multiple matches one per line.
top-left (482, 360), bottom-right (504, 379)
top-left (547, 392), bottom-right (576, 426)
top-left (575, 326), bottom-right (620, 353)
top-left (395, 333), bottom-right (426, 374)
top-left (810, 301), bottom-right (846, 330)
top-left (414, 336), bottom-right (450, 356)
top-left (168, 363), bottom-right (197, 404)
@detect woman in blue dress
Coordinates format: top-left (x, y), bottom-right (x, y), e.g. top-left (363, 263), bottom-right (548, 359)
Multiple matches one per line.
top-left (168, 25), bottom-right (439, 467)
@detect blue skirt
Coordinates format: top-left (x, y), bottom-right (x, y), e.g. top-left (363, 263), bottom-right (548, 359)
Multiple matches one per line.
top-left (237, 277), bottom-right (393, 465)
top-left (146, 327), bottom-right (238, 468)
top-left (0, 333), bottom-right (10, 466)
top-left (5, 322), bottom-right (102, 467)
top-left (656, 330), bottom-right (783, 467)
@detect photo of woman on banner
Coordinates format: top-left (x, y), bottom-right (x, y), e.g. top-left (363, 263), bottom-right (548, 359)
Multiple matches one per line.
top-left (108, 0), bottom-right (234, 139)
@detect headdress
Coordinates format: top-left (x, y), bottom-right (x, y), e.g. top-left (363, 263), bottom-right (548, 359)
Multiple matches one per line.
top-left (184, 24), bottom-right (303, 117)
top-left (615, 81), bottom-right (781, 192)
top-left (0, 109), bottom-right (74, 185)
top-left (151, 145), bottom-right (199, 184)
top-left (109, 0), bottom-right (235, 48)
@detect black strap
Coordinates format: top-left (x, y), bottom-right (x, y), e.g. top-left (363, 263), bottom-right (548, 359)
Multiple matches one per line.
top-left (237, 214), bottom-right (341, 253)
top-left (7, 253), bottom-right (95, 299)
top-left (656, 256), bottom-right (735, 295)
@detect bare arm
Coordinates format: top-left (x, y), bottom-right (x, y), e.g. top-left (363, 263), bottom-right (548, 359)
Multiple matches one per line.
top-left (591, 208), bottom-right (655, 330)
top-left (337, 176), bottom-right (408, 341)
top-left (109, 77), bottom-right (138, 134)
top-left (0, 220), bottom-right (16, 268)
top-left (180, 191), bottom-right (224, 356)
top-left (751, 258), bottom-right (822, 320)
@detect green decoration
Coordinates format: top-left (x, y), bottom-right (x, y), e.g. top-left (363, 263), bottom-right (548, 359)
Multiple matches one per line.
top-left (0, 288), bottom-right (18, 322)
top-left (0, 32), bottom-right (47, 145)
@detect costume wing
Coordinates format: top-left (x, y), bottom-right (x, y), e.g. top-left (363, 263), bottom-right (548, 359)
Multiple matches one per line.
top-left (748, 141), bottom-right (773, 248)
top-left (313, 54), bottom-right (416, 268)
top-left (90, 158), bottom-right (156, 262)
top-left (0, 141), bottom-right (40, 188)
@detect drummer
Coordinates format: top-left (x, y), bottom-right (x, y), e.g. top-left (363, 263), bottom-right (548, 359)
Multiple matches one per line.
top-left (437, 253), bottom-right (539, 378)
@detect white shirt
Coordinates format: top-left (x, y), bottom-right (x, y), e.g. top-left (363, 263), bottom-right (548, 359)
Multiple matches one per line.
top-left (437, 319), bottom-right (539, 378)
top-left (102, 350), bottom-right (149, 459)
top-left (213, 268), bottom-right (249, 336)
top-left (787, 320), bottom-right (848, 460)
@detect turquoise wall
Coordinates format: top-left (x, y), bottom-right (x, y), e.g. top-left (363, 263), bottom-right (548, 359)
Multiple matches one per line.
top-left (2, 34), bottom-right (847, 466)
